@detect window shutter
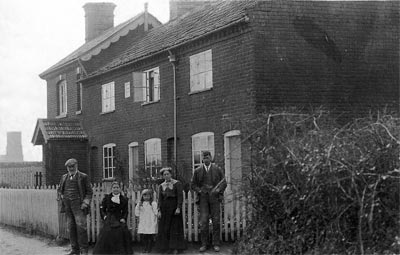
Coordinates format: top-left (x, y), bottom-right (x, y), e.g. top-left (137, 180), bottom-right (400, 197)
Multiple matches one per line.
top-left (110, 82), bottom-right (115, 111)
top-left (154, 68), bottom-right (160, 101)
top-left (145, 72), bottom-right (149, 102)
top-left (133, 72), bottom-right (145, 102)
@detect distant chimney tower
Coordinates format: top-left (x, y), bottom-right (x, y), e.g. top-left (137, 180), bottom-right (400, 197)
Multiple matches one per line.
top-left (6, 132), bottom-right (23, 162)
top-left (83, 2), bottom-right (116, 42)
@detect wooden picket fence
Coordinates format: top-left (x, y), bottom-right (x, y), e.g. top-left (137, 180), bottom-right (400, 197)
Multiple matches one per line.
top-left (0, 185), bottom-right (59, 236)
top-left (0, 184), bottom-right (248, 243)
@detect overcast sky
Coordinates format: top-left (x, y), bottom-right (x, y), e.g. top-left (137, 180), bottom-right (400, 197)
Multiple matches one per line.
top-left (0, 0), bottom-right (169, 161)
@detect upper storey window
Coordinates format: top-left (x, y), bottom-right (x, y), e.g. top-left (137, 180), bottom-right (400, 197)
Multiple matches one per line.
top-left (190, 49), bottom-right (213, 93)
top-left (57, 80), bottom-right (67, 117)
top-left (101, 81), bottom-right (115, 113)
top-left (133, 67), bottom-right (160, 103)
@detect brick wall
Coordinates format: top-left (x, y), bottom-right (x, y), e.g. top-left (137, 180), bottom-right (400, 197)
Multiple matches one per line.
top-left (46, 64), bottom-right (80, 118)
top-left (44, 141), bottom-right (88, 185)
top-left (250, 1), bottom-right (399, 116)
top-left (43, 1), bottom-right (399, 185)
top-left (80, 26), bottom-right (255, 184)
top-left (45, 24), bottom-right (152, 119)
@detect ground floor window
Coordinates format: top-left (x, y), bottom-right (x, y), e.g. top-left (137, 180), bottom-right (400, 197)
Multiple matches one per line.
top-left (192, 132), bottom-right (214, 171)
top-left (103, 143), bottom-right (116, 179)
top-left (144, 138), bottom-right (162, 177)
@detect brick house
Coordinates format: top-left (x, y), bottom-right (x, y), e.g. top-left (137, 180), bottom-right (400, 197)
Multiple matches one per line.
top-left (32, 3), bottom-right (162, 185)
top-left (34, 0), bottom-right (399, 191)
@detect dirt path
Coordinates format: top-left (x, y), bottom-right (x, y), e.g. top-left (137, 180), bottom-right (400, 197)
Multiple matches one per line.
top-left (0, 225), bottom-right (68, 255)
top-left (0, 224), bottom-right (233, 255)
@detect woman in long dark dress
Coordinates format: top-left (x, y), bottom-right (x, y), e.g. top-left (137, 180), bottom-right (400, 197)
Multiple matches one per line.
top-left (156, 167), bottom-right (187, 254)
top-left (93, 181), bottom-right (133, 255)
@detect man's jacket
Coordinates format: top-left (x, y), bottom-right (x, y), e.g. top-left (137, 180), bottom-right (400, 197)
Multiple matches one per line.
top-left (58, 170), bottom-right (93, 212)
top-left (191, 163), bottom-right (227, 196)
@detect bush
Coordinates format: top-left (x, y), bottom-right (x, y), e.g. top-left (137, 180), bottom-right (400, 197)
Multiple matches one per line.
top-left (235, 109), bottom-right (400, 254)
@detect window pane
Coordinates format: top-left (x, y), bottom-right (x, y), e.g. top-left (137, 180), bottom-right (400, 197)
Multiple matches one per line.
top-left (208, 134), bottom-right (214, 148)
top-left (194, 151), bottom-right (201, 165)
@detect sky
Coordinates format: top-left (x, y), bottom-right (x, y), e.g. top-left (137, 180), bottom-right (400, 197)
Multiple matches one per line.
top-left (0, 0), bottom-right (170, 161)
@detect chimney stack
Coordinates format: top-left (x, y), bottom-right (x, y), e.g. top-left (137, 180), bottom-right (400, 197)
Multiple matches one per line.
top-left (83, 2), bottom-right (116, 42)
top-left (6, 132), bottom-right (23, 162)
top-left (169, 0), bottom-right (215, 20)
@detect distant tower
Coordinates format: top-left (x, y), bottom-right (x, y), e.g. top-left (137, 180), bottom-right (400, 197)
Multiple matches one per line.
top-left (6, 132), bottom-right (23, 162)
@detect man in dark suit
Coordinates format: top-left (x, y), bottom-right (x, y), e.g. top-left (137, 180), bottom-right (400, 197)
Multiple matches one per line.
top-left (58, 158), bottom-right (93, 255)
top-left (191, 151), bottom-right (227, 252)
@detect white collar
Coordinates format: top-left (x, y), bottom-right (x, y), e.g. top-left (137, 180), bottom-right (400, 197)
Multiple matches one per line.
top-left (111, 193), bottom-right (120, 204)
top-left (161, 179), bottom-right (177, 190)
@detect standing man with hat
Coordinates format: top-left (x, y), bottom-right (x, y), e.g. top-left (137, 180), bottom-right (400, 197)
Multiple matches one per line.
top-left (191, 151), bottom-right (227, 252)
top-left (58, 158), bottom-right (93, 255)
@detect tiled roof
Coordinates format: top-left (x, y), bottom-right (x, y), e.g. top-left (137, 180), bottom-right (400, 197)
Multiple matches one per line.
top-left (32, 119), bottom-right (88, 145)
top-left (39, 12), bottom-right (162, 78)
top-left (89, 0), bottom-right (256, 77)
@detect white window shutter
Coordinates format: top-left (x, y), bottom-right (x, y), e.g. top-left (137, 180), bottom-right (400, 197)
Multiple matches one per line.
top-left (133, 72), bottom-right (145, 102)
top-left (101, 85), bottom-right (105, 112)
top-left (110, 82), bottom-right (115, 111)
top-left (198, 53), bottom-right (205, 73)
top-left (154, 68), bottom-right (160, 101)
top-left (145, 72), bottom-right (149, 102)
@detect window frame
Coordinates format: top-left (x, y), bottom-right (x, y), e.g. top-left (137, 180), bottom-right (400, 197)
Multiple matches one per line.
top-left (144, 138), bottom-right (162, 178)
top-left (191, 132), bottom-right (215, 172)
top-left (57, 80), bottom-right (67, 117)
top-left (101, 81), bottom-right (115, 113)
top-left (128, 142), bottom-right (139, 184)
top-left (103, 143), bottom-right (116, 179)
top-left (143, 67), bottom-right (160, 103)
top-left (124, 82), bottom-right (131, 98)
top-left (76, 82), bottom-right (82, 114)
top-left (189, 49), bottom-right (213, 93)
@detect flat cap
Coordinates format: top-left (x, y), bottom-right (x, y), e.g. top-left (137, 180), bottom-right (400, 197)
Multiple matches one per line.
top-left (65, 158), bottom-right (78, 166)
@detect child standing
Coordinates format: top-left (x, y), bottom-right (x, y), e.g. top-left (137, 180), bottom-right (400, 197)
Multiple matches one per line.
top-left (135, 189), bottom-right (158, 253)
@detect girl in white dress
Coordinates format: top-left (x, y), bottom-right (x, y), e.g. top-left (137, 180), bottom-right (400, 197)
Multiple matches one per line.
top-left (135, 189), bottom-right (158, 253)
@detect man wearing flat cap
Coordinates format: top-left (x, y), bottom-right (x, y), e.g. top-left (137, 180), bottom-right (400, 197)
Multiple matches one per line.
top-left (191, 151), bottom-right (227, 252)
top-left (58, 158), bottom-right (93, 255)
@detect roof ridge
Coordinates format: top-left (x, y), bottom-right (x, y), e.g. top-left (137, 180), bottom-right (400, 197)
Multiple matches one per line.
top-left (88, 0), bottom-right (256, 78)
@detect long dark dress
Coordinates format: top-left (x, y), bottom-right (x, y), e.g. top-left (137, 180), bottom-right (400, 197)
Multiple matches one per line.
top-left (156, 179), bottom-right (187, 252)
top-left (93, 193), bottom-right (133, 255)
